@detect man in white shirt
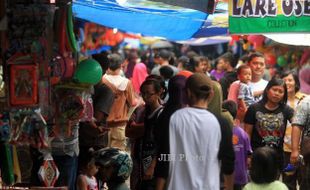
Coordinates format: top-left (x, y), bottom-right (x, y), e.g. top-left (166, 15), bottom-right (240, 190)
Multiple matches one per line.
top-left (247, 52), bottom-right (268, 101)
top-left (167, 73), bottom-right (234, 190)
top-left (228, 52), bottom-right (268, 103)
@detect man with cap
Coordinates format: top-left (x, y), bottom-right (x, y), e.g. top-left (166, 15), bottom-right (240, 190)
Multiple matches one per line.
top-left (166, 73), bottom-right (234, 190)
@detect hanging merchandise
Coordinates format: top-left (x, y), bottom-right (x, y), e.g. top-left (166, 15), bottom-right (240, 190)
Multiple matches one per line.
top-left (0, 65), bottom-right (5, 100)
top-left (9, 110), bottom-right (49, 148)
top-left (73, 59), bottom-right (102, 85)
top-left (7, 4), bottom-right (51, 54)
top-left (38, 80), bottom-right (51, 118)
top-left (52, 88), bottom-right (85, 137)
top-left (0, 113), bottom-right (10, 142)
top-left (9, 113), bottom-right (31, 145)
top-left (6, 52), bottom-right (39, 107)
top-left (12, 145), bottom-right (21, 183)
top-left (66, 4), bottom-right (78, 53)
top-left (16, 145), bottom-right (33, 183)
top-left (277, 55), bottom-right (288, 67)
top-left (9, 64), bottom-right (38, 106)
top-left (0, 143), bottom-right (14, 185)
top-left (49, 54), bottom-right (66, 85)
top-left (38, 154), bottom-right (59, 187)
top-left (264, 52), bottom-right (277, 67)
top-left (5, 1), bottom-right (56, 114)
top-left (58, 7), bottom-right (67, 56)
top-left (79, 91), bottom-right (94, 122)
top-left (58, 94), bottom-right (84, 121)
top-left (49, 5), bottom-right (76, 85)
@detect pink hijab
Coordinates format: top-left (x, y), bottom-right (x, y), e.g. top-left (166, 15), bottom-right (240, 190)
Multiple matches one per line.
top-left (299, 64), bottom-right (310, 95)
top-left (131, 63), bottom-right (148, 94)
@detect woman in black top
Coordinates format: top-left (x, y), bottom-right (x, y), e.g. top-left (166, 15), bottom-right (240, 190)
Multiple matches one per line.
top-left (244, 77), bottom-right (294, 169)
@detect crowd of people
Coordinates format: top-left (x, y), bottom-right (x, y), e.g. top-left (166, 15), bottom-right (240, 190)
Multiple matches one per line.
top-left (30, 48), bottom-right (310, 190)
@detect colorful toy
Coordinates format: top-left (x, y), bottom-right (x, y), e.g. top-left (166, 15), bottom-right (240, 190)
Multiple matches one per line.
top-left (38, 155), bottom-right (59, 187)
top-left (73, 59), bottom-right (102, 85)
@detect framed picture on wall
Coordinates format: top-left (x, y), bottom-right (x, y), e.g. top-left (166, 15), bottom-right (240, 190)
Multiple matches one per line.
top-left (10, 65), bottom-right (38, 106)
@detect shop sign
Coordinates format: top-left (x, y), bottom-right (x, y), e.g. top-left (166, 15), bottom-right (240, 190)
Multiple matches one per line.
top-left (229, 0), bottom-right (310, 33)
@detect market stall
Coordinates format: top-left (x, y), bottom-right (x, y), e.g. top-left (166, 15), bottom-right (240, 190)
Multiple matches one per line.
top-left (0, 1), bottom-right (101, 189)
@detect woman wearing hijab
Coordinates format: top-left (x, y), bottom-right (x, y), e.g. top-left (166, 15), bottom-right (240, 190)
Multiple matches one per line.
top-left (154, 75), bottom-right (188, 190)
top-left (131, 62), bottom-right (148, 95)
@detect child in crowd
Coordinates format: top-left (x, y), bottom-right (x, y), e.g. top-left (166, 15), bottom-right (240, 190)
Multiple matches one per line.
top-left (77, 149), bottom-right (99, 190)
top-left (94, 147), bottom-right (132, 190)
top-left (210, 56), bottom-right (226, 81)
top-left (237, 65), bottom-right (255, 107)
top-left (244, 146), bottom-right (288, 190)
top-left (222, 100), bottom-right (252, 190)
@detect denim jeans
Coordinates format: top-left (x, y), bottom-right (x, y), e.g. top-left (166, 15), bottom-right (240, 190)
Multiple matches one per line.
top-left (53, 155), bottom-right (78, 190)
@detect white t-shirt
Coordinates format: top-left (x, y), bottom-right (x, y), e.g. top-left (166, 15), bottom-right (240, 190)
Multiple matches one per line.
top-left (167, 107), bottom-right (221, 190)
top-left (249, 79), bottom-right (268, 101)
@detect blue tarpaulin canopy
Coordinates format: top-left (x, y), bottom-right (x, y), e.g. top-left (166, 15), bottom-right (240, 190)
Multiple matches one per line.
top-left (72, 0), bottom-right (228, 41)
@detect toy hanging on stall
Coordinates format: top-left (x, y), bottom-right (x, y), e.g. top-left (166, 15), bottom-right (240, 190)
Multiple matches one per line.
top-left (38, 154), bottom-right (59, 187)
top-left (53, 89), bottom-right (84, 137)
top-left (7, 53), bottom-right (38, 107)
top-left (9, 109), bottom-right (49, 149)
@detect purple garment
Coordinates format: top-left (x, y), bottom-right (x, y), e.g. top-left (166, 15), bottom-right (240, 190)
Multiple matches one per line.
top-left (210, 69), bottom-right (225, 81)
top-left (233, 126), bottom-right (252, 185)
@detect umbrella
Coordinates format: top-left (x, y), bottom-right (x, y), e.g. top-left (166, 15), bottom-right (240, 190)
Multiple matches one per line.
top-left (151, 40), bottom-right (173, 49)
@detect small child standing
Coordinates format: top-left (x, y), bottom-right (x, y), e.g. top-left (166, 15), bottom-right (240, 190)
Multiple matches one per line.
top-left (244, 146), bottom-right (288, 190)
top-left (237, 65), bottom-right (255, 107)
top-left (222, 100), bottom-right (252, 190)
top-left (77, 149), bottom-right (99, 190)
top-left (94, 147), bottom-right (133, 190)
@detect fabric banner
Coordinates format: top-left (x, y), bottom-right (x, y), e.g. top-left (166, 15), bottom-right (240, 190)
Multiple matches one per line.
top-left (73, 0), bottom-right (207, 41)
top-left (229, 0), bottom-right (310, 34)
top-left (149, 0), bottom-right (215, 13)
top-left (73, 0), bottom-right (228, 41)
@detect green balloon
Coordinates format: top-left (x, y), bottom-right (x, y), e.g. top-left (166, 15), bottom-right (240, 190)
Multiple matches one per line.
top-left (74, 59), bottom-right (102, 84)
top-left (277, 56), bottom-right (287, 67)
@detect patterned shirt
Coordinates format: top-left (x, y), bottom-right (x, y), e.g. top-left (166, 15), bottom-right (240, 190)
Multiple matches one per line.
top-left (283, 92), bottom-right (307, 152)
top-left (238, 82), bottom-right (255, 107)
top-left (292, 96), bottom-right (310, 137)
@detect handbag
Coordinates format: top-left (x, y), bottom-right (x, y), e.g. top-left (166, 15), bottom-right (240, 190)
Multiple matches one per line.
top-left (301, 135), bottom-right (310, 162)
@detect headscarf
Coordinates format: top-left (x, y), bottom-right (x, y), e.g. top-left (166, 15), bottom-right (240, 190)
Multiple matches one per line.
top-left (166, 75), bottom-right (188, 107)
top-left (154, 75), bottom-right (187, 179)
top-left (125, 52), bottom-right (139, 78)
top-left (131, 63), bottom-right (148, 94)
top-left (299, 64), bottom-right (310, 95)
top-left (208, 80), bottom-right (223, 116)
top-left (208, 80), bottom-right (234, 128)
